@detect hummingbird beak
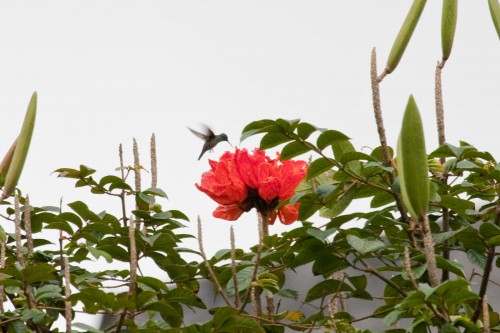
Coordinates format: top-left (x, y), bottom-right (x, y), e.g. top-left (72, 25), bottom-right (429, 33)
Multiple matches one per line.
top-left (227, 140), bottom-right (233, 147)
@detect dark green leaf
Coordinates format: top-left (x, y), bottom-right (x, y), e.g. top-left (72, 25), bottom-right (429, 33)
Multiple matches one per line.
top-left (305, 279), bottom-right (353, 302)
top-left (297, 122), bottom-right (317, 139)
top-left (219, 315), bottom-right (265, 333)
top-left (68, 201), bottom-right (101, 223)
top-left (317, 130), bottom-right (350, 150)
top-left (280, 141), bottom-right (311, 160)
top-left (165, 288), bottom-right (206, 309)
top-left (260, 132), bottom-right (292, 149)
top-left (466, 249), bottom-right (487, 270)
top-left (306, 158), bottom-right (333, 180)
top-left (23, 263), bottom-right (57, 284)
top-left (240, 119), bottom-right (276, 141)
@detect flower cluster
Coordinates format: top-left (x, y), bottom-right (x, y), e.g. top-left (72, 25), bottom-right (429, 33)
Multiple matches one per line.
top-left (196, 148), bottom-right (308, 225)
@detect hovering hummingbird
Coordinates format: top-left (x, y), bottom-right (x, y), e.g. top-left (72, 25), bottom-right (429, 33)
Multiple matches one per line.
top-left (188, 125), bottom-right (232, 160)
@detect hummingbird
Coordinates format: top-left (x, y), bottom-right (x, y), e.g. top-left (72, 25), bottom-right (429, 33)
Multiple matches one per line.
top-left (188, 125), bottom-right (232, 160)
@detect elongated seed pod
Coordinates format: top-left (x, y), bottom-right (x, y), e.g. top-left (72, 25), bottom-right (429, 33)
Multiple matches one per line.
top-left (1, 92), bottom-right (37, 200)
top-left (397, 95), bottom-right (429, 220)
top-left (489, 0), bottom-right (500, 39)
top-left (385, 0), bottom-right (427, 74)
top-left (441, 0), bottom-right (458, 60)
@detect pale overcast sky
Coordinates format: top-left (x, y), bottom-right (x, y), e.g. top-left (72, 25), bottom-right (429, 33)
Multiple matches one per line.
top-left (0, 1), bottom-right (499, 257)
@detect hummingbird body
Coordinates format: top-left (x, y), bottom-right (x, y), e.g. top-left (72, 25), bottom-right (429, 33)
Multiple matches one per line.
top-left (188, 125), bottom-right (231, 160)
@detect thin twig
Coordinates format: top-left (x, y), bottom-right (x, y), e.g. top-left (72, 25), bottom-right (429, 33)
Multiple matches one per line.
top-left (119, 144), bottom-right (128, 227)
top-left (197, 217), bottom-right (233, 306)
top-left (435, 60), bottom-right (451, 282)
top-left (64, 257), bottom-right (72, 333)
top-left (24, 195), bottom-right (33, 256)
top-left (128, 215), bottom-right (138, 319)
top-left (483, 295), bottom-right (490, 333)
top-left (404, 247), bottom-right (418, 289)
top-left (370, 48), bottom-right (410, 225)
top-left (150, 133), bottom-right (157, 189)
top-left (230, 226), bottom-right (240, 308)
top-left (370, 48), bottom-right (391, 167)
top-left (0, 241), bottom-right (5, 313)
top-left (240, 213), bottom-right (265, 317)
top-left (420, 216), bottom-right (439, 287)
top-left (435, 61), bottom-right (446, 147)
top-left (14, 195), bottom-right (25, 267)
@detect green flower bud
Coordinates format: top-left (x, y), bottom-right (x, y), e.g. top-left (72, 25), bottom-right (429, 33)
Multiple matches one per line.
top-left (441, 0), bottom-right (458, 61)
top-left (385, 0), bottom-right (427, 74)
top-left (397, 95), bottom-right (429, 220)
top-left (1, 92), bottom-right (37, 200)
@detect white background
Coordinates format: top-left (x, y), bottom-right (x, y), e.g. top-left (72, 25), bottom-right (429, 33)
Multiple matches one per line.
top-left (0, 1), bottom-right (499, 327)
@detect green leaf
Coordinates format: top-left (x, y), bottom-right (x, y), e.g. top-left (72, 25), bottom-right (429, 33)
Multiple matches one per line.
top-left (312, 254), bottom-right (349, 276)
top-left (346, 234), bottom-right (385, 254)
top-left (240, 119), bottom-right (276, 142)
top-left (306, 227), bottom-right (336, 243)
top-left (297, 122), bottom-right (317, 139)
top-left (226, 266), bottom-right (264, 296)
top-left (339, 151), bottom-right (376, 164)
top-left (260, 132), bottom-right (292, 149)
top-left (276, 288), bottom-right (298, 299)
top-left (306, 158), bottom-right (333, 180)
top-left (320, 188), bottom-right (356, 218)
top-left (219, 315), bottom-right (265, 333)
top-left (165, 288), bottom-right (206, 309)
top-left (144, 187), bottom-right (168, 198)
top-left (317, 130), bottom-right (350, 151)
top-left (136, 276), bottom-right (169, 292)
top-left (305, 279), bottom-right (353, 302)
top-left (23, 263), bottom-right (57, 284)
top-left (280, 141), bottom-right (311, 160)
top-left (68, 201), bottom-right (101, 223)
top-left (466, 249), bottom-right (487, 270)
top-left (99, 175), bottom-right (132, 191)
top-left (145, 301), bottom-right (183, 327)
top-left (72, 323), bottom-right (105, 333)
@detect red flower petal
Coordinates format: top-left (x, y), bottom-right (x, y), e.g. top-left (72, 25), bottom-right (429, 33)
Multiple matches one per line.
top-left (277, 203), bottom-right (300, 225)
top-left (213, 204), bottom-right (244, 221)
top-left (278, 160), bottom-right (308, 200)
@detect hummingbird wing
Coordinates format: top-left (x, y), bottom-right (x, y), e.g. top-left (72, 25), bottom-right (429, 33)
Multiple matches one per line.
top-left (200, 124), bottom-right (215, 139)
top-left (188, 127), bottom-right (210, 141)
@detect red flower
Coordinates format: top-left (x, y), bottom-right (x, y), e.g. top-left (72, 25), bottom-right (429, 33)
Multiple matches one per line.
top-left (196, 148), bottom-right (308, 225)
